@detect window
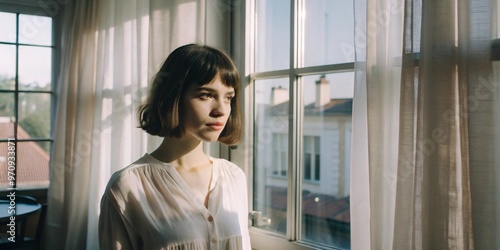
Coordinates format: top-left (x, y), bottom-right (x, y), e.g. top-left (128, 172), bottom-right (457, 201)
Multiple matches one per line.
top-left (303, 136), bottom-right (320, 182)
top-left (235, 0), bottom-right (355, 249)
top-left (272, 134), bottom-right (288, 177)
top-left (0, 10), bottom-right (54, 190)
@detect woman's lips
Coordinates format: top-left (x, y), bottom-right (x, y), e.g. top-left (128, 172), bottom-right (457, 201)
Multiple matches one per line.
top-left (207, 122), bottom-right (224, 131)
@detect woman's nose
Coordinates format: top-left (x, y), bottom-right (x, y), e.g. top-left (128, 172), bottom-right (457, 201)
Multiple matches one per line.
top-left (210, 98), bottom-right (230, 117)
top-left (210, 108), bottom-right (224, 117)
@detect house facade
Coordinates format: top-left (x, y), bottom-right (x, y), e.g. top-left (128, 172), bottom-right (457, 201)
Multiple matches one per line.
top-left (253, 76), bottom-right (352, 246)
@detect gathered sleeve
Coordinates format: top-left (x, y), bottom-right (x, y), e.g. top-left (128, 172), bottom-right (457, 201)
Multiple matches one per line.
top-left (99, 190), bottom-right (136, 250)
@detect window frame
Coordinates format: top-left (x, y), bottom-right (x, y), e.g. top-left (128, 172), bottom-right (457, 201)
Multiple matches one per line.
top-left (0, 0), bottom-right (61, 191)
top-left (230, 0), bottom-right (355, 249)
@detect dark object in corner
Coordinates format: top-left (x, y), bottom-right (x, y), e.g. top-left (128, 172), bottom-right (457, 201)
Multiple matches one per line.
top-left (492, 39), bottom-right (500, 61)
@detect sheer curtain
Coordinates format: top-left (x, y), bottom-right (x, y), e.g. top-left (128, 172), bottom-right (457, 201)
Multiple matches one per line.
top-left (45, 0), bottom-right (231, 249)
top-left (351, 0), bottom-right (500, 249)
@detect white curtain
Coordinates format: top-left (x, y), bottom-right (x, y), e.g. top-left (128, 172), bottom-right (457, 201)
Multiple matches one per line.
top-left (351, 0), bottom-right (500, 249)
top-left (45, 0), bottom-right (232, 249)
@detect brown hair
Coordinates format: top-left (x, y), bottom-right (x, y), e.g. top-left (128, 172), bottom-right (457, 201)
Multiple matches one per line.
top-left (138, 44), bottom-right (242, 145)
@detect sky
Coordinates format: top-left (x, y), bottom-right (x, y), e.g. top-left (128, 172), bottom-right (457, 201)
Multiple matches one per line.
top-left (255, 0), bottom-right (355, 105)
top-left (0, 12), bottom-right (52, 89)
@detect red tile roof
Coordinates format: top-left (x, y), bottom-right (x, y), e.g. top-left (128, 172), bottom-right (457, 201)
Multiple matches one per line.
top-left (0, 120), bottom-right (50, 187)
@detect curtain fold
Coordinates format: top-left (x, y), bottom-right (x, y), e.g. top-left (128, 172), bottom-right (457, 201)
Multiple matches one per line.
top-left (46, 0), bottom-right (230, 249)
top-left (45, 0), bottom-right (98, 248)
top-left (351, 0), bottom-right (404, 249)
top-left (352, 0), bottom-right (499, 249)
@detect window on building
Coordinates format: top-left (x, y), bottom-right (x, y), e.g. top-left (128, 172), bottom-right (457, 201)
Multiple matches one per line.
top-left (243, 0), bottom-right (354, 249)
top-left (272, 134), bottom-right (288, 177)
top-left (0, 10), bottom-right (54, 190)
top-left (303, 136), bottom-right (320, 182)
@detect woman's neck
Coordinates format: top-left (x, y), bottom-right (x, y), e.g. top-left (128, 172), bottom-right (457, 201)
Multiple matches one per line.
top-left (150, 136), bottom-right (211, 170)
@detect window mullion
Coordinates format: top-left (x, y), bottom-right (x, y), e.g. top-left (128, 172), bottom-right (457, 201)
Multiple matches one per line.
top-left (12, 12), bottom-right (20, 189)
top-left (286, 0), bottom-right (304, 242)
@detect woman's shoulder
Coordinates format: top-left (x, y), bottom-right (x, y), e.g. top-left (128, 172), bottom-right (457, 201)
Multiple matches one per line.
top-left (104, 154), bottom-right (160, 192)
top-left (213, 157), bottom-right (241, 169)
top-left (213, 158), bottom-right (246, 179)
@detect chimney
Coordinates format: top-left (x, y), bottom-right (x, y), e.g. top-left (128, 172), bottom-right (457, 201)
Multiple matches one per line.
top-left (315, 75), bottom-right (330, 108)
top-left (271, 86), bottom-right (288, 105)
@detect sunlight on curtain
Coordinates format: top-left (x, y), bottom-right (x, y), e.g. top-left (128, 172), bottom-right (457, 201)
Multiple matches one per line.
top-left (46, 0), bottom-right (223, 249)
top-left (351, 0), bottom-right (403, 249)
top-left (352, 0), bottom-right (500, 249)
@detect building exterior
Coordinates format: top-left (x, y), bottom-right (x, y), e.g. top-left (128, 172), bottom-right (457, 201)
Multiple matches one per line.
top-left (254, 76), bottom-right (352, 246)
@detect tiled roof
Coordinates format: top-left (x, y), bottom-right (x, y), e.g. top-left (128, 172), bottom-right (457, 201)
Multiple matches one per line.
top-left (268, 186), bottom-right (350, 224)
top-left (0, 121), bottom-right (50, 186)
top-left (266, 99), bottom-right (353, 116)
top-left (305, 99), bottom-right (353, 115)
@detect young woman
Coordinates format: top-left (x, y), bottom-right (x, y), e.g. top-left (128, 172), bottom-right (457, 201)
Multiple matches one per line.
top-left (99, 44), bottom-right (250, 250)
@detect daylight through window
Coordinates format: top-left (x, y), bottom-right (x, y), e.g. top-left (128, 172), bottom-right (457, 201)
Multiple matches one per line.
top-left (0, 11), bottom-right (54, 189)
top-left (250, 0), bottom-right (354, 249)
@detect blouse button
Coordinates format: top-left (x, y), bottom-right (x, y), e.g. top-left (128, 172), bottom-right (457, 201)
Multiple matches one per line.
top-left (211, 238), bottom-right (217, 244)
top-left (207, 215), bottom-right (214, 222)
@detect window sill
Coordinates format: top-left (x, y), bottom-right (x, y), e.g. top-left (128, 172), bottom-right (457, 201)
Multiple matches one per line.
top-left (270, 175), bottom-right (287, 180)
top-left (250, 228), bottom-right (338, 250)
top-left (303, 180), bottom-right (320, 185)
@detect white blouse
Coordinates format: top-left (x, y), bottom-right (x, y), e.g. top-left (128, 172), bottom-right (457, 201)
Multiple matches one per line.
top-left (99, 154), bottom-right (251, 250)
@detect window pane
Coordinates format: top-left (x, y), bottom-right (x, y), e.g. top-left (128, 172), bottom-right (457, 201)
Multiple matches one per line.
top-left (0, 12), bottom-right (16, 43)
top-left (0, 92), bottom-right (15, 119)
top-left (19, 14), bottom-right (52, 46)
top-left (16, 141), bottom-right (50, 189)
top-left (18, 93), bottom-right (51, 139)
top-left (254, 78), bottom-right (289, 235)
top-left (314, 153), bottom-right (320, 181)
top-left (300, 73), bottom-right (352, 248)
top-left (0, 44), bottom-right (16, 90)
top-left (255, 0), bottom-right (290, 72)
top-left (302, 0), bottom-right (355, 67)
top-left (19, 46), bottom-right (52, 91)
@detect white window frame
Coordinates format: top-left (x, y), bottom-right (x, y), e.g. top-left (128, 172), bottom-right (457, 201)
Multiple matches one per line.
top-left (230, 0), bottom-right (354, 249)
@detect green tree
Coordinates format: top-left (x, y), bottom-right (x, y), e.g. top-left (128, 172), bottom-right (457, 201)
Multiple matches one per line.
top-left (20, 113), bottom-right (50, 152)
top-left (0, 75), bottom-right (15, 117)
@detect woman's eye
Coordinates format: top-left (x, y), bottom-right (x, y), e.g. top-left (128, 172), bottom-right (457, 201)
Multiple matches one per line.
top-left (226, 95), bottom-right (234, 101)
top-left (199, 93), bottom-right (212, 99)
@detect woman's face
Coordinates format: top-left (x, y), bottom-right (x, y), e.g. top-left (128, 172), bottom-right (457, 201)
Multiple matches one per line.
top-left (182, 76), bottom-right (235, 142)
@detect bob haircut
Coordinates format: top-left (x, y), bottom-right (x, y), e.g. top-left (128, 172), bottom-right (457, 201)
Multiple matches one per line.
top-left (138, 44), bottom-right (242, 145)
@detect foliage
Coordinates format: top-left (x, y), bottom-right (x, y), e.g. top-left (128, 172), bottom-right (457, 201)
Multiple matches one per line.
top-left (20, 113), bottom-right (50, 152)
top-left (0, 76), bottom-right (15, 116)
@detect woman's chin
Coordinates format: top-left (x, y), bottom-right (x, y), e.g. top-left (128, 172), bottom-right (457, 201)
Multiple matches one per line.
top-left (198, 135), bottom-right (220, 143)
